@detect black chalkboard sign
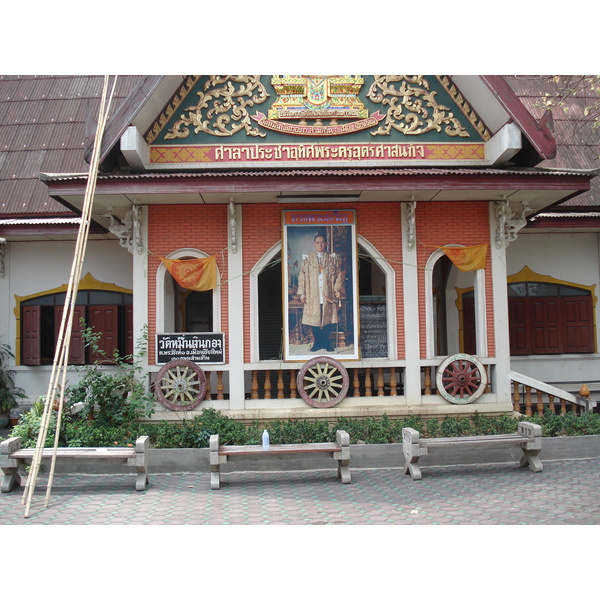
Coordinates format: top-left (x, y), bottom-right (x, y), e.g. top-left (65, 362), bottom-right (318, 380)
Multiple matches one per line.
top-left (359, 296), bottom-right (387, 358)
top-left (156, 333), bottom-right (225, 364)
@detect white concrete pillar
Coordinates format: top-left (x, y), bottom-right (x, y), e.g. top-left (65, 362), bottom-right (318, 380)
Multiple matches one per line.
top-left (489, 202), bottom-right (511, 404)
top-left (227, 203), bottom-right (245, 409)
top-left (401, 202), bottom-right (422, 402)
top-left (132, 205), bottom-right (149, 373)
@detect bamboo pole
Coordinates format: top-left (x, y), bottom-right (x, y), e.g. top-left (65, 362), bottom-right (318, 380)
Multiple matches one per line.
top-left (22, 76), bottom-right (116, 518)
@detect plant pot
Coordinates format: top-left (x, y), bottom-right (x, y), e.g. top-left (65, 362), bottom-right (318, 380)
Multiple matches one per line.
top-left (9, 417), bottom-right (19, 427)
top-left (0, 414), bottom-right (9, 428)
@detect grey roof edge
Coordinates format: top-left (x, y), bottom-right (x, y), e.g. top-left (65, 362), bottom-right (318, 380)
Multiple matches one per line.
top-left (82, 75), bottom-right (164, 164)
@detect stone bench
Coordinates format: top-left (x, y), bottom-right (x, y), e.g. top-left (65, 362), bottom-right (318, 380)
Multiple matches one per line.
top-left (209, 430), bottom-right (351, 489)
top-left (0, 436), bottom-right (150, 492)
top-left (402, 421), bottom-right (543, 480)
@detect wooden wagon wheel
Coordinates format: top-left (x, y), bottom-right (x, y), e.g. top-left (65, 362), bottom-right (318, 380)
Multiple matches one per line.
top-left (436, 353), bottom-right (487, 405)
top-left (155, 359), bottom-right (207, 411)
top-left (297, 356), bottom-right (349, 408)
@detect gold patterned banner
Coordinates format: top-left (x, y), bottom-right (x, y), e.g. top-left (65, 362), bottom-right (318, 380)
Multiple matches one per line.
top-left (150, 143), bottom-right (485, 165)
top-left (251, 111), bottom-right (386, 136)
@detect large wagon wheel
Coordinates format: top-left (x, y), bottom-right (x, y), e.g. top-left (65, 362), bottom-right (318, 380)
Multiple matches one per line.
top-left (155, 359), bottom-right (207, 411)
top-left (297, 356), bottom-right (349, 408)
top-left (436, 353), bottom-right (487, 404)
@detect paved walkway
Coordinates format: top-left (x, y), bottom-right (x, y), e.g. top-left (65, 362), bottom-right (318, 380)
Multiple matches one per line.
top-left (2, 457), bottom-right (599, 525)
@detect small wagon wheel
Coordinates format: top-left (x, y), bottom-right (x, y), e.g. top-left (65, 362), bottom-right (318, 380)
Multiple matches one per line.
top-left (297, 356), bottom-right (349, 408)
top-left (155, 359), bottom-right (207, 411)
top-left (436, 353), bottom-right (487, 405)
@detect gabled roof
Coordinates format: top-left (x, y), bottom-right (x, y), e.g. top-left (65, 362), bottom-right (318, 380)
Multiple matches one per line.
top-left (1, 75), bottom-right (595, 231)
top-left (0, 75), bottom-right (144, 218)
top-left (90, 75), bottom-right (558, 172)
top-left (505, 75), bottom-right (600, 209)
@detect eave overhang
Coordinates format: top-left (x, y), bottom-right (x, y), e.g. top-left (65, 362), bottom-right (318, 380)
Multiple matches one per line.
top-left (40, 167), bottom-right (593, 229)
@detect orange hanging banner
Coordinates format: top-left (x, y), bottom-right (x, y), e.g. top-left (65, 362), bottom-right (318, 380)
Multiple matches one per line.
top-left (440, 244), bottom-right (488, 272)
top-left (160, 255), bottom-right (218, 291)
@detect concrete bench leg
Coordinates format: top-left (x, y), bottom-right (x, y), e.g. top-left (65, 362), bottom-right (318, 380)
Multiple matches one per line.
top-left (209, 434), bottom-right (222, 490)
top-left (518, 422), bottom-right (544, 473)
top-left (402, 428), bottom-right (424, 481)
top-left (335, 430), bottom-right (351, 484)
top-left (132, 436), bottom-right (150, 491)
top-left (0, 437), bottom-right (22, 493)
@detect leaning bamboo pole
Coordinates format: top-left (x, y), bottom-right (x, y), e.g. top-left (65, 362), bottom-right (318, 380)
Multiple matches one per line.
top-left (22, 76), bottom-right (117, 518)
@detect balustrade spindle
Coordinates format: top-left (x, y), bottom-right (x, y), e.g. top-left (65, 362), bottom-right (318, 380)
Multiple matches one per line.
top-left (536, 389), bottom-right (544, 416)
top-left (389, 367), bottom-right (397, 396)
top-left (524, 386), bottom-right (532, 416)
top-left (365, 368), bottom-right (372, 397)
top-left (251, 371), bottom-right (259, 399)
top-left (264, 371), bottom-right (272, 399)
top-left (277, 370), bottom-right (284, 399)
top-left (353, 369), bottom-right (360, 397)
top-left (289, 370), bottom-right (297, 399)
top-left (513, 381), bottom-right (521, 412)
top-left (217, 371), bottom-right (224, 400)
top-left (548, 394), bottom-right (555, 413)
top-left (560, 398), bottom-right (567, 415)
top-left (424, 367), bottom-right (432, 395)
top-left (377, 368), bottom-right (385, 396)
top-left (205, 372), bottom-right (212, 400)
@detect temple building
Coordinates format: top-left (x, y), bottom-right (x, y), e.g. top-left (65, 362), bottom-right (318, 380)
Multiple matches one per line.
top-left (1, 75), bottom-right (598, 421)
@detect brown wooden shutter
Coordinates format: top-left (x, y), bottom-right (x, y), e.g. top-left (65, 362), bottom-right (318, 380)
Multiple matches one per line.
top-left (530, 298), bottom-right (561, 354)
top-left (508, 299), bottom-right (531, 355)
top-left (86, 305), bottom-right (119, 363)
top-left (125, 305), bottom-right (134, 361)
top-left (22, 305), bottom-right (41, 365)
top-left (462, 297), bottom-right (476, 355)
top-left (54, 306), bottom-right (86, 365)
top-left (562, 297), bottom-right (594, 353)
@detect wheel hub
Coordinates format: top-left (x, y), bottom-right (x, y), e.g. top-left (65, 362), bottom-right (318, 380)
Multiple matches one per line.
top-left (315, 375), bottom-right (331, 390)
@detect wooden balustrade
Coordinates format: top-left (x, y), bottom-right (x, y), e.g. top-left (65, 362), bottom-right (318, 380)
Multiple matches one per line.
top-left (248, 366), bottom-right (404, 400)
top-left (204, 371), bottom-right (225, 401)
top-left (512, 380), bottom-right (580, 416)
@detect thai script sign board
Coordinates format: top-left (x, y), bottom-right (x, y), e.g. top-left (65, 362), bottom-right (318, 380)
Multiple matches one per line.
top-left (156, 333), bottom-right (225, 364)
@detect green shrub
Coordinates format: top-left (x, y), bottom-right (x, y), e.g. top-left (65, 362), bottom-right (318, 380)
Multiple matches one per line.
top-left (8, 406), bottom-right (600, 449)
top-left (66, 322), bottom-right (155, 426)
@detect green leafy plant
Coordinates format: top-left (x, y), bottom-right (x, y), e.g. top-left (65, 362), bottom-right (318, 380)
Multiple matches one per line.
top-left (7, 405), bottom-right (600, 450)
top-left (0, 339), bottom-right (25, 414)
top-left (66, 322), bottom-right (155, 427)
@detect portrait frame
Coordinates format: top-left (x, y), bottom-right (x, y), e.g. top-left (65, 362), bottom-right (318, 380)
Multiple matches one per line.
top-left (282, 209), bottom-right (360, 361)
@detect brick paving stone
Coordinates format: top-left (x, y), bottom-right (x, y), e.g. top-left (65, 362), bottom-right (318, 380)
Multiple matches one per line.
top-left (2, 458), bottom-right (600, 525)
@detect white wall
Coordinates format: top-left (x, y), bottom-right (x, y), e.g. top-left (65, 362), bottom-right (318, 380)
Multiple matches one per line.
top-left (506, 231), bottom-right (600, 389)
top-left (1, 239), bottom-right (133, 401)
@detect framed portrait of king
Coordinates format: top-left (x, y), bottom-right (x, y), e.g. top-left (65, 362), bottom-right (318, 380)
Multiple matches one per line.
top-left (283, 209), bottom-right (360, 361)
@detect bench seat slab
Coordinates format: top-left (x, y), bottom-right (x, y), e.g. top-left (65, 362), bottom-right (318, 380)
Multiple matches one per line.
top-left (0, 436), bottom-right (149, 492)
top-left (209, 431), bottom-right (351, 489)
top-left (402, 423), bottom-right (543, 480)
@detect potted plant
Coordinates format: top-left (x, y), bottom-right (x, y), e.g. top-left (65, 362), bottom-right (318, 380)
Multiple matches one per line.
top-left (0, 339), bottom-right (25, 427)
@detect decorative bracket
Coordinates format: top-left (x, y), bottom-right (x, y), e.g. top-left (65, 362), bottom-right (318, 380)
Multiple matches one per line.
top-left (495, 199), bottom-right (534, 247)
top-left (100, 206), bottom-right (135, 254)
top-left (132, 204), bottom-right (144, 255)
top-left (0, 238), bottom-right (6, 278)
top-left (405, 197), bottom-right (416, 251)
top-left (229, 200), bottom-right (237, 254)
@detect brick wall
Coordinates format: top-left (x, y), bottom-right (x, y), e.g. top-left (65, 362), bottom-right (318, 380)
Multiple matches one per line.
top-left (242, 202), bottom-right (404, 361)
top-left (147, 204), bottom-right (228, 364)
top-left (415, 201), bottom-right (494, 358)
top-left (146, 200), bottom-right (493, 365)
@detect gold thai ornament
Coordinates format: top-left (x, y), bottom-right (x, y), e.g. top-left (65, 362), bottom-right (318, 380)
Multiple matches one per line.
top-left (164, 76), bottom-right (270, 139)
top-left (367, 76), bottom-right (470, 138)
